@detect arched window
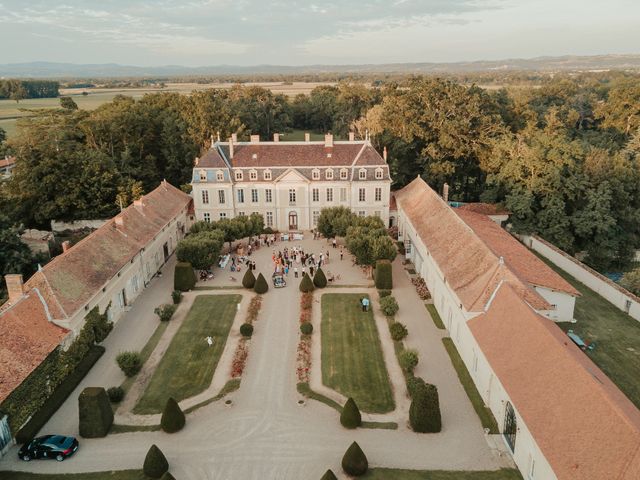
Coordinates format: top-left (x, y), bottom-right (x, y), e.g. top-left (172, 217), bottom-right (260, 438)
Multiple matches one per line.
top-left (503, 402), bottom-right (517, 452)
top-left (312, 169), bottom-right (320, 180)
top-left (199, 170), bottom-right (207, 181)
top-left (216, 170), bottom-right (224, 181)
top-left (358, 168), bottom-right (367, 180)
top-left (249, 169), bottom-right (258, 180)
top-left (325, 168), bottom-right (334, 180)
top-left (375, 167), bottom-right (384, 179)
top-left (235, 170), bottom-right (243, 181)
top-left (340, 168), bottom-right (349, 180)
top-left (263, 169), bottom-right (272, 180)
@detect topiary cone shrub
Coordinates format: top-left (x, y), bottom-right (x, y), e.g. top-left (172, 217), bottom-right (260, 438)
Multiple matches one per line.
top-left (374, 259), bottom-right (393, 290)
top-left (240, 323), bottom-right (254, 337)
top-left (254, 273), bottom-right (269, 293)
top-left (409, 383), bottom-right (442, 433)
top-left (143, 444), bottom-right (169, 479)
top-left (161, 397), bottom-right (185, 433)
top-left (320, 469), bottom-right (338, 480)
top-left (160, 473), bottom-right (176, 480)
top-left (78, 387), bottom-right (113, 438)
top-left (242, 268), bottom-right (256, 289)
top-left (313, 267), bottom-right (327, 288)
top-left (174, 262), bottom-right (196, 291)
top-left (342, 441), bottom-right (368, 476)
top-left (340, 397), bottom-right (362, 429)
top-left (299, 273), bottom-right (315, 292)
top-left (300, 322), bottom-right (313, 335)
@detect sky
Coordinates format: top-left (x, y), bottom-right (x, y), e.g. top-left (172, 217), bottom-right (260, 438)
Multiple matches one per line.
top-left (0, 0), bottom-right (639, 66)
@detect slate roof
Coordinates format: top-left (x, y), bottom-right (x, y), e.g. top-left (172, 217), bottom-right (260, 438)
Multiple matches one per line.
top-left (469, 284), bottom-right (640, 480)
top-left (23, 181), bottom-right (192, 319)
top-left (0, 292), bottom-right (68, 404)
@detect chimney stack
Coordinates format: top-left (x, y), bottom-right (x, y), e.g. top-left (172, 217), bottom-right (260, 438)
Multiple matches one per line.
top-left (134, 198), bottom-right (144, 208)
top-left (115, 216), bottom-right (124, 227)
top-left (61, 240), bottom-right (71, 253)
top-left (231, 133), bottom-right (238, 143)
top-left (250, 134), bottom-right (260, 143)
top-left (324, 133), bottom-right (334, 148)
top-left (349, 131), bottom-right (355, 142)
top-left (443, 183), bottom-right (450, 203)
top-left (229, 137), bottom-right (234, 159)
top-left (383, 146), bottom-right (388, 162)
top-left (5, 274), bottom-right (24, 304)
top-left (304, 132), bottom-right (310, 142)
top-left (194, 157), bottom-right (199, 166)
top-left (273, 133), bottom-right (280, 142)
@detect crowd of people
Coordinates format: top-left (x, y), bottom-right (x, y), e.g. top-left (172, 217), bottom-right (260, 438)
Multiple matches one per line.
top-left (271, 243), bottom-right (344, 278)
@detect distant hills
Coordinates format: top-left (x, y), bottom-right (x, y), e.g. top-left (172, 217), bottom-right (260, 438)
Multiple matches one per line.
top-left (1, 54), bottom-right (640, 78)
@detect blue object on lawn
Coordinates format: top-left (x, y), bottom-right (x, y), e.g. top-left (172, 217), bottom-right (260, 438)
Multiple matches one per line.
top-left (567, 329), bottom-right (587, 349)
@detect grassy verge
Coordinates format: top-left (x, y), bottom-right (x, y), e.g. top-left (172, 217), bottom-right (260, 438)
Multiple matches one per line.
top-left (109, 423), bottom-right (161, 434)
top-left (193, 285), bottom-right (244, 290)
top-left (534, 253), bottom-right (640, 409)
top-left (321, 293), bottom-right (395, 413)
top-left (426, 303), bottom-right (445, 329)
top-left (134, 294), bottom-right (241, 414)
top-left (362, 469), bottom-right (523, 479)
top-left (296, 382), bottom-right (398, 430)
top-left (0, 471), bottom-right (146, 480)
top-left (183, 378), bottom-right (241, 414)
top-left (326, 283), bottom-right (375, 288)
top-left (442, 338), bottom-right (499, 433)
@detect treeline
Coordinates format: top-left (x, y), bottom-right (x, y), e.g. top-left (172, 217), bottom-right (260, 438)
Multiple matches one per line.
top-left (0, 80), bottom-right (59, 100)
top-left (1, 72), bottom-right (639, 271)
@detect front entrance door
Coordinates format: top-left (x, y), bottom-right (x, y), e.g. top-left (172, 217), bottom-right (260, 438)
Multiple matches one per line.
top-left (288, 212), bottom-right (298, 230)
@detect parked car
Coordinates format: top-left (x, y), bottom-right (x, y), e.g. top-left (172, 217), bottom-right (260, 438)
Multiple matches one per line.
top-left (18, 435), bottom-right (79, 462)
top-left (272, 274), bottom-right (286, 288)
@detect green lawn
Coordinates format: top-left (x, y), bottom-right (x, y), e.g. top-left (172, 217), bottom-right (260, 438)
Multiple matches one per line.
top-left (537, 256), bottom-right (640, 409)
top-left (0, 471), bottom-right (146, 480)
top-left (362, 469), bottom-right (523, 480)
top-left (321, 293), bottom-right (395, 413)
top-left (442, 338), bottom-right (499, 433)
top-left (426, 303), bottom-right (445, 329)
top-left (134, 294), bottom-right (241, 414)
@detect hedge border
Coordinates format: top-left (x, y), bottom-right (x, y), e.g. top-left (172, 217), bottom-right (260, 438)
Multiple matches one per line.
top-left (15, 345), bottom-right (105, 443)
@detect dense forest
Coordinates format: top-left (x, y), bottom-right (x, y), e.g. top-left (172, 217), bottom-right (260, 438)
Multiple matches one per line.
top-left (0, 80), bottom-right (59, 101)
top-left (1, 72), bottom-right (640, 289)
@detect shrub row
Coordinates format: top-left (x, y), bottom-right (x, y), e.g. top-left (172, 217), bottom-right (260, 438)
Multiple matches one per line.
top-left (15, 346), bottom-right (105, 443)
top-left (374, 259), bottom-right (393, 290)
top-left (409, 381), bottom-right (442, 433)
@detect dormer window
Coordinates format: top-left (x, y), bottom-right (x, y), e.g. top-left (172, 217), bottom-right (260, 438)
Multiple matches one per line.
top-left (235, 171), bottom-right (243, 181)
top-left (325, 169), bottom-right (333, 180)
top-left (359, 169), bottom-right (367, 180)
top-left (199, 170), bottom-right (207, 181)
top-left (216, 170), bottom-right (224, 181)
top-left (375, 168), bottom-right (384, 180)
top-left (340, 168), bottom-right (348, 180)
top-left (263, 169), bottom-right (272, 180)
top-left (312, 169), bottom-right (320, 180)
top-left (249, 169), bottom-right (258, 181)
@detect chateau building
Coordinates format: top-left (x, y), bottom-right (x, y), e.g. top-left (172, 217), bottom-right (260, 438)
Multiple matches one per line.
top-left (190, 133), bottom-right (392, 231)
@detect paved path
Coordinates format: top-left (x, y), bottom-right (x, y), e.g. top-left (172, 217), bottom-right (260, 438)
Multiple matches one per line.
top-left (1, 237), bottom-right (509, 479)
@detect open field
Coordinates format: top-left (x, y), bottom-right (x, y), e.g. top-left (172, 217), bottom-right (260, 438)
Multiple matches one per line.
top-left (536, 256), bottom-right (640, 409)
top-left (133, 294), bottom-right (240, 414)
top-left (363, 469), bottom-right (523, 479)
top-left (321, 293), bottom-right (395, 413)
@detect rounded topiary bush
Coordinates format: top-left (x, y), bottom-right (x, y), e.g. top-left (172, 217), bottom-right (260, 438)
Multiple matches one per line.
top-left (107, 386), bottom-right (124, 403)
top-left (407, 376), bottom-right (428, 398)
top-left (174, 262), bottom-right (196, 291)
top-left (380, 295), bottom-right (399, 317)
top-left (254, 273), bottom-right (269, 294)
top-left (399, 349), bottom-right (419, 374)
top-left (116, 351), bottom-right (142, 377)
top-left (313, 267), bottom-right (327, 288)
top-left (378, 289), bottom-right (392, 298)
top-left (299, 273), bottom-right (315, 293)
top-left (389, 322), bottom-right (408, 341)
top-left (154, 304), bottom-right (177, 322)
top-left (240, 323), bottom-right (254, 337)
top-left (374, 259), bottom-right (393, 290)
top-left (143, 444), bottom-right (169, 479)
top-left (300, 322), bottom-right (313, 335)
top-left (78, 387), bottom-right (114, 438)
top-left (161, 397), bottom-right (185, 433)
top-left (340, 397), bottom-right (362, 429)
top-left (320, 469), bottom-right (338, 480)
top-left (242, 268), bottom-right (256, 289)
top-left (409, 383), bottom-right (442, 433)
top-left (342, 441), bottom-right (368, 476)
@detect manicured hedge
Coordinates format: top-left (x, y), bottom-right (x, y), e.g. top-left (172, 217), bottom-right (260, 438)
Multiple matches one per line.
top-left (300, 322), bottom-right (313, 335)
top-left (160, 397), bottom-right (185, 433)
top-left (299, 273), bottom-right (315, 292)
top-left (174, 261), bottom-right (196, 291)
top-left (143, 444), bottom-right (169, 479)
top-left (14, 345), bottom-right (105, 444)
top-left (374, 259), bottom-right (393, 290)
top-left (409, 382), bottom-right (442, 433)
top-left (313, 267), bottom-right (327, 288)
top-left (321, 469), bottom-right (338, 480)
top-left (242, 269), bottom-right (256, 289)
top-left (340, 397), bottom-right (362, 429)
top-left (342, 441), bottom-right (368, 476)
top-left (240, 323), bottom-right (254, 337)
top-left (78, 387), bottom-right (113, 438)
top-left (254, 273), bottom-right (269, 294)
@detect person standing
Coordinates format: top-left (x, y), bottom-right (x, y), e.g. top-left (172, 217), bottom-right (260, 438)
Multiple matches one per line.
top-left (310, 265), bottom-right (315, 277)
top-left (294, 267), bottom-right (299, 278)
top-left (333, 238), bottom-right (337, 249)
top-left (340, 248), bottom-right (344, 261)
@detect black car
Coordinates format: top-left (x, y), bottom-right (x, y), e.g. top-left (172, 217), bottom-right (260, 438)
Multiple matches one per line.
top-left (18, 435), bottom-right (79, 462)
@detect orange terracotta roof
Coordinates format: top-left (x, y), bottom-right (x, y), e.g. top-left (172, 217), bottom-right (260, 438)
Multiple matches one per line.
top-left (24, 181), bottom-right (192, 318)
top-left (457, 202), bottom-right (509, 215)
top-left (0, 292), bottom-right (68, 403)
top-left (217, 141), bottom-right (386, 168)
top-left (469, 284), bottom-right (640, 480)
top-left (455, 209), bottom-right (579, 297)
top-left (395, 177), bottom-right (550, 311)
